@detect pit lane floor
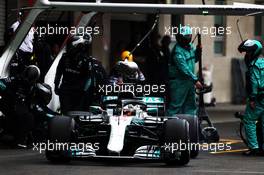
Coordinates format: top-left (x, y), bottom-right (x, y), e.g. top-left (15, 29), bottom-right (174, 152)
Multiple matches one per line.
top-left (0, 104), bottom-right (263, 175)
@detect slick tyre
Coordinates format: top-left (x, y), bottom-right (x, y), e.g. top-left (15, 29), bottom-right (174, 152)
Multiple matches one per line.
top-left (45, 116), bottom-right (75, 163)
top-left (161, 118), bottom-right (190, 166)
top-left (175, 115), bottom-right (199, 158)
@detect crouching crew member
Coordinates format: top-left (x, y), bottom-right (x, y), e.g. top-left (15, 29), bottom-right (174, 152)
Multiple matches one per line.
top-left (0, 65), bottom-right (40, 147)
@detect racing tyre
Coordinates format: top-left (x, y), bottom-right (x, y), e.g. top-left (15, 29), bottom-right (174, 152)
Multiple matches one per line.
top-left (45, 116), bottom-right (75, 163)
top-left (175, 115), bottom-right (199, 158)
top-left (161, 118), bottom-right (190, 166)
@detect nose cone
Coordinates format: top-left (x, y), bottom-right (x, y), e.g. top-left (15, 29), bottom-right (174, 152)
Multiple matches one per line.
top-left (107, 116), bottom-right (133, 153)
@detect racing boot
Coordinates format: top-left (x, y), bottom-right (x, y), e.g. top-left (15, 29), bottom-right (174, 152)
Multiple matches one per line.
top-left (243, 148), bottom-right (261, 156)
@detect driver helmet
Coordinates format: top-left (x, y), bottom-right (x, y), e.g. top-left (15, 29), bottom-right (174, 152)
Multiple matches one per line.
top-left (176, 25), bottom-right (192, 47)
top-left (22, 65), bottom-right (40, 84)
top-left (121, 51), bottom-right (133, 62)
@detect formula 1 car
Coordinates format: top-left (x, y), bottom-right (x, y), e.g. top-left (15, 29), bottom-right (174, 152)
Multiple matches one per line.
top-left (45, 94), bottom-right (199, 166)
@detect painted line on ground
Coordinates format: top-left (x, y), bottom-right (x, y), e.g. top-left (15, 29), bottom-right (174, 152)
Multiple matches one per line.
top-left (193, 170), bottom-right (264, 174)
top-left (210, 148), bottom-right (248, 154)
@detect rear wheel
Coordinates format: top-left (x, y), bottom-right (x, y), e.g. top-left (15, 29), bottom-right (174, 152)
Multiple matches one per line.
top-left (161, 118), bottom-right (190, 166)
top-left (175, 115), bottom-right (199, 158)
top-left (45, 116), bottom-right (75, 163)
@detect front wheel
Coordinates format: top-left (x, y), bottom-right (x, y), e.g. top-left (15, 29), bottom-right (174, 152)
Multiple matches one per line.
top-left (161, 118), bottom-right (190, 166)
top-left (175, 115), bottom-right (199, 158)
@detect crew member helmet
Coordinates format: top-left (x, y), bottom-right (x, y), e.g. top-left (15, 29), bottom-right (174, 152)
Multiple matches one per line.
top-left (71, 33), bottom-right (92, 48)
top-left (22, 65), bottom-right (40, 84)
top-left (121, 51), bottom-right (133, 62)
top-left (176, 25), bottom-right (192, 46)
top-left (238, 39), bottom-right (262, 58)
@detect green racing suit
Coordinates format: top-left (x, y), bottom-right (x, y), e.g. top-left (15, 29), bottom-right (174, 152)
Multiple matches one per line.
top-left (166, 43), bottom-right (198, 116)
top-left (244, 58), bottom-right (264, 150)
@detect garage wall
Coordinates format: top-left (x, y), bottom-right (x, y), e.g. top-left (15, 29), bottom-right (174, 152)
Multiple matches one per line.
top-left (184, 0), bottom-right (255, 103)
top-left (0, 0), bottom-right (6, 46)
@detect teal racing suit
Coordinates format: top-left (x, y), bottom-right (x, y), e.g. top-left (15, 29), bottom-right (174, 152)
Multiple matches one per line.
top-left (166, 43), bottom-right (198, 116)
top-left (244, 58), bottom-right (264, 150)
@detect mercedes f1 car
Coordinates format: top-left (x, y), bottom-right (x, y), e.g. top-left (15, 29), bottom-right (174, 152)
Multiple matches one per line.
top-left (46, 94), bottom-right (199, 166)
